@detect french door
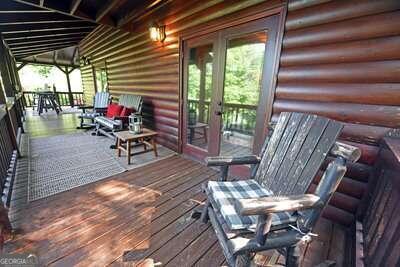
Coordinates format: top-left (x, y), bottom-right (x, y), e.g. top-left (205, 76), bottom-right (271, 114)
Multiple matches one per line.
top-left (182, 15), bottom-right (281, 168)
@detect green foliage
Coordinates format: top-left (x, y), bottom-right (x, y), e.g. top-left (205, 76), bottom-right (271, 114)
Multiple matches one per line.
top-left (223, 43), bottom-right (265, 105)
top-left (188, 43), bottom-right (265, 105)
top-left (33, 65), bottom-right (52, 78)
top-left (187, 42), bottom-right (265, 132)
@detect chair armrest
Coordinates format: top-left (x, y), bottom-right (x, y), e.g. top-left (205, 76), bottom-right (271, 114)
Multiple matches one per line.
top-left (206, 155), bottom-right (260, 167)
top-left (235, 194), bottom-right (322, 216)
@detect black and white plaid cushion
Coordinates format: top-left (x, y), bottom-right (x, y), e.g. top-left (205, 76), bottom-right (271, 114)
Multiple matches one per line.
top-left (208, 180), bottom-right (297, 231)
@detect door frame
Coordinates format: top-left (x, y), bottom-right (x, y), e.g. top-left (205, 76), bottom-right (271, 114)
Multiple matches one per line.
top-left (178, 5), bottom-right (287, 158)
top-left (181, 32), bottom-right (219, 160)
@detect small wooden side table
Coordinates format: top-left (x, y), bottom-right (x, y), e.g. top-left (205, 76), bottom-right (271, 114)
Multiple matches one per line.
top-left (188, 122), bottom-right (208, 144)
top-left (114, 128), bottom-right (158, 164)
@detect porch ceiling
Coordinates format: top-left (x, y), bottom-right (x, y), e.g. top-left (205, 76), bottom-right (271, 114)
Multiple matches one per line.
top-left (1, 0), bottom-right (167, 60)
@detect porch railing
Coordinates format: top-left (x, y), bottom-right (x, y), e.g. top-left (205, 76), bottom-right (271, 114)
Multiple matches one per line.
top-left (188, 99), bottom-right (257, 134)
top-left (0, 95), bottom-right (24, 207)
top-left (357, 136), bottom-right (400, 266)
top-left (22, 91), bottom-right (84, 108)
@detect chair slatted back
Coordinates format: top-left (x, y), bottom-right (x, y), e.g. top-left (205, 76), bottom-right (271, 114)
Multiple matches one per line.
top-left (93, 92), bottom-right (110, 109)
top-left (255, 112), bottom-right (343, 196)
top-left (118, 94), bottom-right (143, 113)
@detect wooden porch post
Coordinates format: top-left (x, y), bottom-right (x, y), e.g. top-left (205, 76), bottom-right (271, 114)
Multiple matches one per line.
top-left (198, 57), bottom-right (206, 123)
top-left (0, 83), bottom-right (19, 155)
top-left (65, 67), bottom-right (74, 107)
top-left (0, 41), bottom-right (14, 97)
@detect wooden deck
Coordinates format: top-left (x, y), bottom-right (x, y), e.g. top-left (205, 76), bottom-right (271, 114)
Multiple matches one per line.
top-left (24, 108), bottom-right (84, 138)
top-left (5, 111), bottom-right (350, 266)
top-left (6, 155), bottom-right (349, 266)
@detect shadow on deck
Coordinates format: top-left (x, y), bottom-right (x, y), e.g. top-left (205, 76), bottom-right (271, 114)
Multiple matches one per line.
top-left (5, 111), bottom-right (350, 266)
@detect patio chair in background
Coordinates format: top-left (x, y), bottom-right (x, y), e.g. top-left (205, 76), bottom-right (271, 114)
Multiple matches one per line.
top-left (94, 94), bottom-right (143, 140)
top-left (194, 112), bottom-right (360, 267)
top-left (77, 92), bottom-right (110, 129)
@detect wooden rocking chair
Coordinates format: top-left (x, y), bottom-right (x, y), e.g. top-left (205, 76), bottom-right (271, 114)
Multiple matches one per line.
top-left (77, 92), bottom-right (110, 129)
top-left (195, 112), bottom-right (361, 267)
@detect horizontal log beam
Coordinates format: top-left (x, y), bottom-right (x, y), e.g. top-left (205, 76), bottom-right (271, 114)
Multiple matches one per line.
top-left (283, 11), bottom-right (400, 49)
top-left (281, 35), bottom-right (400, 67)
top-left (286, 0), bottom-right (400, 31)
top-left (275, 82), bottom-right (400, 106)
top-left (278, 61), bottom-right (400, 83)
top-left (273, 100), bottom-right (400, 128)
top-left (116, 0), bottom-right (169, 27)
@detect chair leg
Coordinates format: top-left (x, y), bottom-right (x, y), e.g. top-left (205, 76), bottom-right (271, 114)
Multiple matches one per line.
top-left (200, 199), bottom-right (210, 223)
top-left (286, 245), bottom-right (300, 267)
top-left (235, 253), bottom-right (252, 267)
top-left (93, 123), bottom-right (100, 136)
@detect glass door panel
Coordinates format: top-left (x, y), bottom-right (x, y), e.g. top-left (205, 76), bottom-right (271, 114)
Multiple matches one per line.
top-left (186, 43), bottom-right (213, 150)
top-left (219, 31), bottom-right (267, 156)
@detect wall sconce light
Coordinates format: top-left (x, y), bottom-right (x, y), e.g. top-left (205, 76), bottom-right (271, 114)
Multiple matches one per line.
top-left (82, 56), bottom-right (91, 65)
top-left (149, 23), bottom-right (166, 42)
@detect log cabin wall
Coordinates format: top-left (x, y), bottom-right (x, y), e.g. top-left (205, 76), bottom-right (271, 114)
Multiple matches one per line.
top-left (79, 0), bottom-right (400, 226)
top-left (78, 0), bottom-right (286, 151)
top-left (273, 0), bottom-right (400, 226)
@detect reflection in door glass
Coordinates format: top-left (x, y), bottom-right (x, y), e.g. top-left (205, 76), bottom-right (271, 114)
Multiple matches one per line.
top-left (186, 44), bottom-right (213, 150)
top-left (220, 31), bottom-right (267, 156)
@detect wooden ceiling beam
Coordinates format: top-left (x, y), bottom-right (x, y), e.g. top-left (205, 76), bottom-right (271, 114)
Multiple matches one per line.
top-left (0, 12), bottom-right (80, 24)
top-left (71, 46), bottom-right (78, 65)
top-left (70, 0), bottom-right (83, 15)
top-left (0, 21), bottom-right (96, 33)
top-left (0, 20), bottom-right (83, 26)
top-left (53, 50), bottom-right (58, 64)
top-left (12, 45), bottom-right (76, 55)
top-left (10, 41), bottom-right (78, 51)
top-left (0, 1), bottom-right (47, 12)
top-left (3, 30), bottom-right (91, 40)
top-left (13, 45), bottom-right (74, 56)
top-left (95, 0), bottom-right (120, 23)
top-left (11, 0), bottom-right (96, 24)
top-left (17, 59), bottom-right (79, 68)
top-left (7, 36), bottom-right (83, 46)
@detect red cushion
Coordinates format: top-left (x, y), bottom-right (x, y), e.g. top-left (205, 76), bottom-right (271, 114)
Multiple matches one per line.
top-left (106, 103), bottom-right (123, 118)
top-left (120, 107), bottom-right (134, 117)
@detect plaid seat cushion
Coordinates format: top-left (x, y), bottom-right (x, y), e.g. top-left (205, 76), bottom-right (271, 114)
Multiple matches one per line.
top-left (78, 112), bottom-right (100, 119)
top-left (95, 116), bottom-right (123, 129)
top-left (208, 180), bottom-right (297, 231)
